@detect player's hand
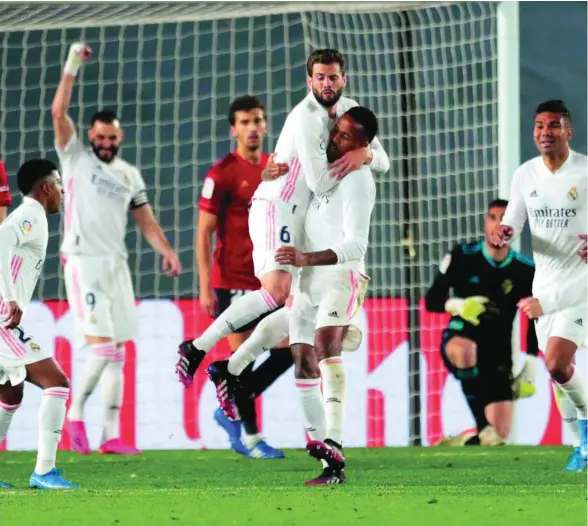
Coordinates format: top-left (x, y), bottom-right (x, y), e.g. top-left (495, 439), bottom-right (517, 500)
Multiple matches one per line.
top-left (199, 287), bottom-right (218, 318)
top-left (162, 251), bottom-right (182, 277)
top-left (518, 297), bottom-right (543, 319)
top-left (2, 302), bottom-right (23, 330)
top-left (261, 154), bottom-right (289, 182)
top-left (274, 246), bottom-right (308, 267)
top-left (578, 234), bottom-right (587, 263)
top-left (64, 42), bottom-right (92, 76)
top-left (489, 224), bottom-right (513, 248)
top-left (329, 147), bottom-right (370, 180)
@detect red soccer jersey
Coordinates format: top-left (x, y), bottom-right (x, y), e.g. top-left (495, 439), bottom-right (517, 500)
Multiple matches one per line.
top-left (0, 160), bottom-right (12, 207)
top-left (198, 150), bottom-right (269, 290)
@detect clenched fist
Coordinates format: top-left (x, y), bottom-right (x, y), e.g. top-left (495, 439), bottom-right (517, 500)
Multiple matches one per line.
top-left (64, 42), bottom-right (92, 76)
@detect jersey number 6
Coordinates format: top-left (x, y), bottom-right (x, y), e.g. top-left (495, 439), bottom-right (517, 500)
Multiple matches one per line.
top-left (280, 226), bottom-right (291, 244)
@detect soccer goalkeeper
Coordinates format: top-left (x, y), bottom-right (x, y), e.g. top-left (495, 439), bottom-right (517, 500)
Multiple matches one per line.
top-left (425, 199), bottom-right (539, 446)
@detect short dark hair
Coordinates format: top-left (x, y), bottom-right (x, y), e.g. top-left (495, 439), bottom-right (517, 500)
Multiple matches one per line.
top-left (306, 49), bottom-right (346, 77)
top-left (535, 100), bottom-right (571, 121)
top-left (345, 106), bottom-right (378, 143)
top-left (228, 95), bottom-right (266, 126)
top-left (17, 159), bottom-right (58, 195)
top-left (488, 198), bottom-right (508, 209)
top-left (91, 110), bottom-right (119, 126)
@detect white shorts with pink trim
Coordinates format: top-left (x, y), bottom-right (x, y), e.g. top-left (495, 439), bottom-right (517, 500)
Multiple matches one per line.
top-left (289, 267), bottom-right (369, 352)
top-left (0, 323), bottom-right (51, 385)
top-left (63, 255), bottom-right (137, 348)
top-left (249, 198), bottom-right (306, 279)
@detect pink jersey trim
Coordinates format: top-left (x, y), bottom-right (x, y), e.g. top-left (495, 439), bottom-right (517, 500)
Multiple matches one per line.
top-left (279, 157), bottom-right (301, 203)
top-left (346, 270), bottom-right (360, 319)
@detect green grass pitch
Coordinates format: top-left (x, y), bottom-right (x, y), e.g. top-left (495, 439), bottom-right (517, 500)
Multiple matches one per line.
top-left (0, 447), bottom-right (585, 526)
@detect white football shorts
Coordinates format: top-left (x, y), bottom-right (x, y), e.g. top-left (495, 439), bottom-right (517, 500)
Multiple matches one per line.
top-left (535, 303), bottom-right (588, 351)
top-left (64, 255), bottom-right (137, 347)
top-left (249, 198), bottom-right (305, 279)
top-left (289, 268), bottom-right (369, 352)
top-left (0, 322), bottom-right (51, 385)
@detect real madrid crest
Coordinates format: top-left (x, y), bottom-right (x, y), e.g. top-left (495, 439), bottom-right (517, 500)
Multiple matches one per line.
top-left (501, 279), bottom-right (513, 295)
top-left (29, 342), bottom-right (41, 352)
top-left (567, 186), bottom-right (578, 201)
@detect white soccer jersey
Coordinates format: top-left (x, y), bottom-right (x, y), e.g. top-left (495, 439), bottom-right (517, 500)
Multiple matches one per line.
top-left (502, 150), bottom-right (588, 301)
top-left (0, 197), bottom-right (48, 309)
top-left (253, 93), bottom-right (389, 205)
top-left (301, 164), bottom-right (376, 277)
top-left (56, 133), bottom-right (148, 258)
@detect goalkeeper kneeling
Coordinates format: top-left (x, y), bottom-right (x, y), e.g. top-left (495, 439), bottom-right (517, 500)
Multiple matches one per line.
top-left (425, 200), bottom-right (539, 446)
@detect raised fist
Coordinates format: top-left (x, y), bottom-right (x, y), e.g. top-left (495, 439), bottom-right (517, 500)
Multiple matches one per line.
top-left (64, 42), bottom-right (92, 76)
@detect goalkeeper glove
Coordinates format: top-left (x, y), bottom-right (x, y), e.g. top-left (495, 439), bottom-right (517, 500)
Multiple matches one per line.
top-left (63, 43), bottom-right (92, 77)
top-left (445, 296), bottom-right (498, 326)
top-left (512, 354), bottom-right (537, 399)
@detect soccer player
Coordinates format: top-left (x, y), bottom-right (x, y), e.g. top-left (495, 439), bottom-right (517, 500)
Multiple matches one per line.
top-left (176, 48), bottom-right (390, 387)
top-left (52, 43), bottom-right (181, 455)
top-left (0, 159), bottom-right (78, 489)
top-left (269, 106), bottom-right (377, 485)
top-left (425, 199), bottom-right (539, 447)
top-left (0, 160), bottom-right (11, 223)
top-left (197, 95), bottom-right (293, 458)
top-left (491, 100), bottom-right (587, 471)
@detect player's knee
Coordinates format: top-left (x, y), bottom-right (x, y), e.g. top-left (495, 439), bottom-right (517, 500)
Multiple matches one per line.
top-left (0, 385), bottom-right (24, 406)
top-left (292, 348), bottom-right (320, 379)
top-left (260, 274), bottom-right (291, 305)
top-left (544, 353), bottom-right (570, 383)
top-left (447, 337), bottom-right (477, 369)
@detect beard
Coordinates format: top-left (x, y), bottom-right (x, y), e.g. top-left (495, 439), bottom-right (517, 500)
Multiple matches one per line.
top-left (312, 87), bottom-right (343, 109)
top-left (91, 142), bottom-right (119, 163)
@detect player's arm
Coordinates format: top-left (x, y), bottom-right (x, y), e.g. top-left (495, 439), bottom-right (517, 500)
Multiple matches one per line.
top-left (0, 160), bottom-right (11, 223)
top-left (366, 135), bottom-right (390, 174)
top-left (494, 170), bottom-right (527, 245)
top-left (130, 189), bottom-right (181, 277)
top-left (51, 43), bottom-right (92, 152)
top-left (424, 246), bottom-right (460, 313)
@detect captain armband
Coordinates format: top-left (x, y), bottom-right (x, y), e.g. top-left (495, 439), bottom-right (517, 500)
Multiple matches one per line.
top-left (129, 189), bottom-right (149, 210)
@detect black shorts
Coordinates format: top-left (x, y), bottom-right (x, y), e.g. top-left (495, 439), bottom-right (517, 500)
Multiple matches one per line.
top-left (215, 288), bottom-right (284, 334)
top-left (440, 327), bottom-right (514, 405)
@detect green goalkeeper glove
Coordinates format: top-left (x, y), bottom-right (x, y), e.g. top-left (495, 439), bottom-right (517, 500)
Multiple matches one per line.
top-left (512, 355), bottom-right (537, 400)
top-left (445, 296), bottom-right (498, 326)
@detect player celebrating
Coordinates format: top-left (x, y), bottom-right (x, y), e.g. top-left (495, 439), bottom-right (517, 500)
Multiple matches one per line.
top-left (491, 100), bottom-right (587, 471)
top-left (197, 95), bottom-right (293, 458)
top-left (425, 199), bottom-right (539, 447)
top-left (0, 160), bottom-right (11, 223)
top-left (52, 43), bottom-right (181, 456)
top-left (0, 159), bottom-right (78, 489)
top-left (176, 48), bottom-right (390, 386)
top-left (272, 107), bottom-right (377, 485)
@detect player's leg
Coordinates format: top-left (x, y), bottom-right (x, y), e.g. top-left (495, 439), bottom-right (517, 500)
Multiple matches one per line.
top-left (65, 256), bottom-right (117, 454)
top-left (25, 357), bottom-right (78, 489)
top-left (540, 309), bottom-right (587, 463)
top-left (479, 364), bottom-right (515, 445)
top-left (176, 200), bottom-right (299, 386)
top-left (99, 260), bottom-right (141, 455)
top-left (553, 381), bottom-right (586, 471)
top-left (0, 381), bottom-right (24, 489)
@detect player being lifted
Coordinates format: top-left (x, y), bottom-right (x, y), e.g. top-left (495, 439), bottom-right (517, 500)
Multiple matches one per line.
top-left (0, 160), bottom-right (11, 223)
top-left (492, 100), bottom-right (587, 471)
top-left (52, 43), bottom-right (181, 456)
top-left (197, 95), bottom-right (293, 458)
top-left (425, 199), bottom-right (539, 447)
top-left (176, 48), bottom-right (390, 386)
top-left (0, 159), bottom-right (78, 490)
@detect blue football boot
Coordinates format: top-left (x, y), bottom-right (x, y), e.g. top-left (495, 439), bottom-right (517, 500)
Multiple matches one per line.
top-left (213, 408), bottom-right (248, 456)
top-left (29, 469), bottom-right (79, 490)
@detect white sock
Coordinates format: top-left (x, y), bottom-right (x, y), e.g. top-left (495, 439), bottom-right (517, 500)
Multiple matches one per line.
top-left (553, 382), bottom-right (581, 447)
top-left (193, 289), bottom-right (279, 352)
top-left (228, 307), bottom-right (290, 376)
top-left (557, 366), bottom-right (588, 420)
top-left (35, 387), bottom-right (69, 475)
top-left (101, 345), bottom-right (125, 443)
top-left (243, 433), bottom-right (264, 450)
top-left (68, 342), bottom-right (115, 421)
top-left (319, 357), bottom-right (346, 445)
top-left (0, 401), bottom-right (20, 442)
top-left (295, 377), bottom-right (326, 441)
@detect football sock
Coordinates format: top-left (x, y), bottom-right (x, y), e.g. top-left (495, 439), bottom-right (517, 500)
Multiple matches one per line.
top-left (227, 307), bottom-right (290, 376)
top-left (456, 366), bottom-right (488, 432)
top-left (35, 387), bottom-right (69, 475)
top-left (319, 357), bottom-right (347, 445)
top-left (193, 289), bottom-right (279, 352)
top-left (553, 382), bottom-right (581, 447)
top-left (0, 401), bottom-right (20, 442)
top-left (101, 345), bottom-right (125, 442)
top-left (68, 342), bottom-right (115, 421)
top-left (295, 377), bottom-right (326, 441)
top-left (233, 372), bottom-right (258, 435)
top-left (557, 366), bottom-right (588, 419)
top-left (244, 349), bottom-right (294, 398)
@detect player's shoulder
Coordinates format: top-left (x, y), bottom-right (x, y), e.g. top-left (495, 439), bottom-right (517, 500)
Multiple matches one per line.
top-left (509, 248), bottom-right (535, 269)
top-left (342, 166), bottom-right (374, 190)
top-left (338, 96), bottom-right (360, 111)
top-left (112, 156), bottom-right (142, 181)
top-left (209, 152), bottom-right (239, 179)
top-left (570, 150), bottom-right (588, 169)
top-left (293, 93), bottom-right (323, 119)
top-left (455, 240), bottom-right (483, 256)
top-left (514, 156), bottom-right (543, 178)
